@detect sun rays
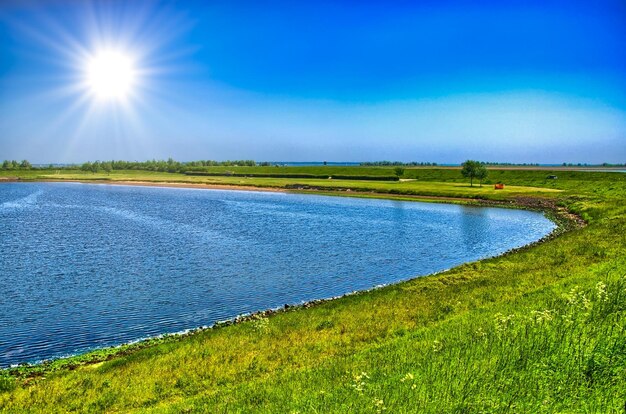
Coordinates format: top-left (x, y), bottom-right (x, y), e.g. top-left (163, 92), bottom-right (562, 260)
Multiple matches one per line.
top-left (0, 1), bottom-right (196, 161)
top-left (84, 49), bottom-right (137, 101)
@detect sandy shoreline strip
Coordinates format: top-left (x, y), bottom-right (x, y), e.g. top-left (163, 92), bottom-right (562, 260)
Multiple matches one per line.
top-left (13, 178), bottom-right (489, 203)
top-left (35, 179), bottom-right (289, 193)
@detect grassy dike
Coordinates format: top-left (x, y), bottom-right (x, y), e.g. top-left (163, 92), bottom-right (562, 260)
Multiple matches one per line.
top-left (0, 168), bottom-right (625, 413)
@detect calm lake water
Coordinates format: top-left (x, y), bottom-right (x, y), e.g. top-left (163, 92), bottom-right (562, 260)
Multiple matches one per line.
top-left (0, 182), bottom-right (556, 367)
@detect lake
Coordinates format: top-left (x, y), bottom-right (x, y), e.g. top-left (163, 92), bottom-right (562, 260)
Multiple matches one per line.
top-left (0, 182), bottom-right (556, 367)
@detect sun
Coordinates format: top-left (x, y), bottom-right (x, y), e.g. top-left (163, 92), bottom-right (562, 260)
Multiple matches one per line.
top-left (85, 50), bottom-right (136, 100)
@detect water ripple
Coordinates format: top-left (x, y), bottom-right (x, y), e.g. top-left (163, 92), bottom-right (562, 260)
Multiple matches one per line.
top-left (0, 190), bottom-right (43, 209)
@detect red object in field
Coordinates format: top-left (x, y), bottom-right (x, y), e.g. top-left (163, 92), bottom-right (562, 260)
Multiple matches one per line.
top-left (494, 183), bottom-right (505, 189)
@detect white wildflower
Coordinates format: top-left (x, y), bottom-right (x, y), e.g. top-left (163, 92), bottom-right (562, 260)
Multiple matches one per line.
top-left (494, 313), bottom-right (515, 332)
top-left (373, 398), bottom-right (386, 413)
top-left (400, 372), bottom-right (414, 382)
top-left (251, 316), bottom-right (269, 332)
top-left (351, 372), bottom-right (369, 393)
top-left (596, 281), bottom-right (608, 302)
top-left (531, 309), bottom-right (554, 324)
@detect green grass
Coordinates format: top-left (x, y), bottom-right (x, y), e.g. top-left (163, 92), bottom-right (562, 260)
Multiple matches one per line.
top-left (0, 167), bottom-right (625, 413)
top-left (2, 168), bottom-right (562, 200)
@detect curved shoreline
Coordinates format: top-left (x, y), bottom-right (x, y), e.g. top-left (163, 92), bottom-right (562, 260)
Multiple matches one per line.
top-left (1, 177), bottom-right (558, 203)
top-left (1, 180), bottom-right (583, 377)
top-left (6, 177), bottom-right (585, 228)
top-left (11, 178), bottom-right (290, 193)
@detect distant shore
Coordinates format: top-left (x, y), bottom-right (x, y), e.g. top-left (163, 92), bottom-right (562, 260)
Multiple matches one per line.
top-left (53, 179), bottom-right (289, 193)
top-left (0, 178), bottom-right (533, 206)
top-left (4, 177), bottom-right (585, 229)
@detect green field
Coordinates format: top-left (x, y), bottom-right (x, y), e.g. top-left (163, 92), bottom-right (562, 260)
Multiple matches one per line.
top-left (0, 167), bottom-right (625, 413)
top-left (2, 167), bottom-right (564, 200)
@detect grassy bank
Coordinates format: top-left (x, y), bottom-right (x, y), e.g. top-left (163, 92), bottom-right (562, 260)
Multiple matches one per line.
top-left (0, 168), bottom-right (625, 413)
top-left (0, 167), bottom-right (563, 200)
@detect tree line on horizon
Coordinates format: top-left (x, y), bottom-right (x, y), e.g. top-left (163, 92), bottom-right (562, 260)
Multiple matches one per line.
top-left (360, 161), bottom-right (439, 166)
top-left (0, 159), bottom-right (256, 173)
top-left (1, 160), bottom-right (31, 170)
top-left (2, 158), bottom-right (625, 173)
top-left (78, 159), bottom-right (255, 174)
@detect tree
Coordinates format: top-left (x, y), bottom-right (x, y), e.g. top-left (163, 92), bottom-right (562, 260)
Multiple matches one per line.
top-left (91, 161), bottom-right (101, 173)
top-left (476, 164), bottom-right (488, 187)
top-left (81, 162), bottom-right (92, 172)
top-left (2, 160), bottom-right (10, 170)
top-left (19, 160), bottom-right (32, 169)
top-left (102, 161), bottom-right (113, 174)
top-left (394, 167), bottom-right (405, 178)
top-left (461, 160), bottom-right (486, 187)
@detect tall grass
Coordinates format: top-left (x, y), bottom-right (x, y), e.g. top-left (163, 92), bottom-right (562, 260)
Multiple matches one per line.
top-left (236, 274), bottom-right (625, 413)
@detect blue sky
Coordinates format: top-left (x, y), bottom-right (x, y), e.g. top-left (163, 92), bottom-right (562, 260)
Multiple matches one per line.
top-left (0, 0), bottom-right (625, 163)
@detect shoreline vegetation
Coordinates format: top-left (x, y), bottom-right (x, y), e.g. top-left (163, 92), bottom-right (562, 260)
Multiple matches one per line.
top-left (1, 166), bottom-right (625, 412)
